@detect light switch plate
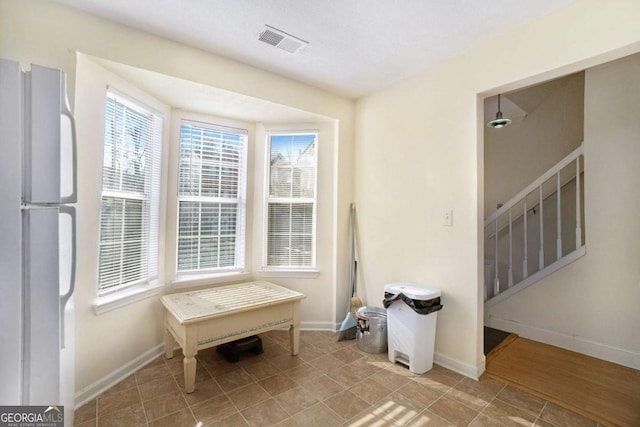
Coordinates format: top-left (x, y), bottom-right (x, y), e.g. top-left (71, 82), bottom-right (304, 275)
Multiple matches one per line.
top-left (444, 209), bottom-right (453, 226)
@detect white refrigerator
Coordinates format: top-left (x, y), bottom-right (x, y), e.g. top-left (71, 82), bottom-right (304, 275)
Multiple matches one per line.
top-left (0, 58), bottom-right (77, 426)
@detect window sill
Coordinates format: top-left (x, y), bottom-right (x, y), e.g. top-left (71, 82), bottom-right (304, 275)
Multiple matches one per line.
top-left (256, 269), bottom-right (320, 279)
top-left (171, 271), bottom-right (253, 290)
top-left (93, 282), bottom-right (163, 315)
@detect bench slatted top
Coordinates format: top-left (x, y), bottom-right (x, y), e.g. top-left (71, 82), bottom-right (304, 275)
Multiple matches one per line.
top-left (161, 280), bottom-right (306, 324)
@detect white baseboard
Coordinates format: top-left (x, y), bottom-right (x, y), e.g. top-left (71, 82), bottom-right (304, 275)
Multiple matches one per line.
top-left (488, 317), bottom-right (640, 370)
top-left (74, 343), bottom-right (165, 408)
top-left (267, 322), bottom-right (339, 331)
top-left (301, 321), bottom-right (337, 331)
top-left (434, 351), bottom-right (483, 380)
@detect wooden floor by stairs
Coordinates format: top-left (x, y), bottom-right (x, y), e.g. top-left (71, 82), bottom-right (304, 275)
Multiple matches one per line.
top-left (485, 336), bottom-right (640, 427)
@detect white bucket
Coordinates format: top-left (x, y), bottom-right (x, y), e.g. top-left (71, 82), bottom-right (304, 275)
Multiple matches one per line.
top-left (355, 306), bottom-right (388, 354)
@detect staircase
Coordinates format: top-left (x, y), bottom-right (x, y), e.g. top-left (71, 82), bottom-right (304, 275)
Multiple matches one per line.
top-left (484, 145), bottom-right (585, 305)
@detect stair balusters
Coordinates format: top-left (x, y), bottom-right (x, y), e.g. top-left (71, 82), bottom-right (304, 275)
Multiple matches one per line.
top-left (485, 145), bottom-right (585, 302)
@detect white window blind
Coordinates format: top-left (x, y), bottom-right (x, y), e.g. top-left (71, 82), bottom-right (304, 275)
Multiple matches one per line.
top-left (98, 91), bottom-right (163, 294)
top-left (265, 132), bottom-right (317, 268)
top-left (177, 120), bottom-right (247, 273)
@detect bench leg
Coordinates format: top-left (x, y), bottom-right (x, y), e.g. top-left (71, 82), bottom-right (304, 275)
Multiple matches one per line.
top-left (289, 324), bottom-right (300, 355)
top-left (164, 329), bottom-right (175, 359)
top-left (183, 347), bottom-right (197, 393)
top-left (289, 300), bottom-right (301, 355)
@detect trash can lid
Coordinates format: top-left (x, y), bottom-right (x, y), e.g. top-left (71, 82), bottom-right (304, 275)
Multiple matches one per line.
top-left (384, 282), bottom-right (441, 300)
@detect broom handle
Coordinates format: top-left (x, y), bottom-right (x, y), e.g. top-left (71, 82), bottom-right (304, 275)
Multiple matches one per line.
top-left (349, 203), bottom-right (356, 299)
top-left (353, 260), bottom-right (358, 297)
top-left (352, 204), bottom-right (358, 297)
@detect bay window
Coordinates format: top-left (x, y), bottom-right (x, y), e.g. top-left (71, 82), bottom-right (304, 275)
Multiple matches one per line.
top-left (97, 91), bottom-right (163, 294)
top-left (176, 120), bottom-right (247, 274)
top-left (264, 132), bottom-right (318, 269)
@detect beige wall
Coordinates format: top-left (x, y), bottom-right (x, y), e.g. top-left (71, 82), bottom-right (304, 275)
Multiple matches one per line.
top-left (0, 0), bottom-right (355, 397)
top-left (355, 0), bottom-right (640, 377)
top-left (487, 53), bottom-right (640, 369)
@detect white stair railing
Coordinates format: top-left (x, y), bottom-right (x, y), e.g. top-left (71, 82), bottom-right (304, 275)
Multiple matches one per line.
top-left (485, 145), bottom-right (585, 302)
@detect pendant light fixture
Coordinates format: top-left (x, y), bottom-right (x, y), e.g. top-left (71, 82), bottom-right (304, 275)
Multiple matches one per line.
top-left (487, 94), bottom-right (512, 128)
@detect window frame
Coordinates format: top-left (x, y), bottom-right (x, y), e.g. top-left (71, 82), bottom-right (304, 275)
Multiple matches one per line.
top-left (174, 119), bottom-right (248, 279)
top-left (96, 90), bottom-right (163, 297)
top-left (262, 130), bottom-right (319, 272)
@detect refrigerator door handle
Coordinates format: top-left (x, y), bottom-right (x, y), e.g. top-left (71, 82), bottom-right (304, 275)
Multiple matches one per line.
top-left (60, 101), bottom-right (77, 204)
top-left (59, 205), bottom-right (76, 349)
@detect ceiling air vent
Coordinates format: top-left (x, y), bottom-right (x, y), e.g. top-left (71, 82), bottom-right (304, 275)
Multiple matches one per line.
top-left (258, 25), bottom-right (308, 54)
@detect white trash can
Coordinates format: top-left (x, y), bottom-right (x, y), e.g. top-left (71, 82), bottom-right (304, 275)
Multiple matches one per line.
top-left (384, 282), bottom-right (442, 374)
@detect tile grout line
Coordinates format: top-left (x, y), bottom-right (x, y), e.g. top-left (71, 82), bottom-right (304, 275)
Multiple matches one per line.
top-left (493, 387), bottom-right (550, 426)
top-left (91, 396), bottom-right (98, 427)
top-left (199, 354), bottom-right (239, 424)
top-left (533, 401), bottom-right (549, 426)
top-left (273, 360), bottom-right (320, 425)
top-left (424, 371), bottom-right (464, 408)
top-left (289, 348), bottom-right (358, 424)
top-left (203, 358), bottom-right (268, 426)
top-left (216, 369), bottom-right (252, 427)
top-left (418, 371), bottom-right (467, 426)
top-left (275, 361), bottom-right (326, 423)
top-left (319, 400), bottom-right (348, 425)
top-left (132, 367), bottom-right (149, 427)
top-left (137, 355), bottom-right (204, 425)
top-left (94, 383), bottom-right (100, 426)
top-left (235, 365), bottom-right (274, 426)
top-left (166, 357), bottom-right (194, 426)
top-left (399, 372), bottom-right (458, 427)
top-left (148, 358), bottom-right (188, 425)
top-left (93, 398), bottom-right (98, 427)
top-left (275, 338), bottom-right (343, 423)
top-left (464, 383), bottom-right (507, 426)
top-left (140, 357), bottom-right (191, 426)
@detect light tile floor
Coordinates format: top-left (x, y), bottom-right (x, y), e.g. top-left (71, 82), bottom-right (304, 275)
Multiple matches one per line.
top-left (74, 330), bottom-right (602, 426)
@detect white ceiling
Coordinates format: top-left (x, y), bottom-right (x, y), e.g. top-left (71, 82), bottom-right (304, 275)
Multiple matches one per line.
top-left (54, 0), bottom-right (576, 99)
